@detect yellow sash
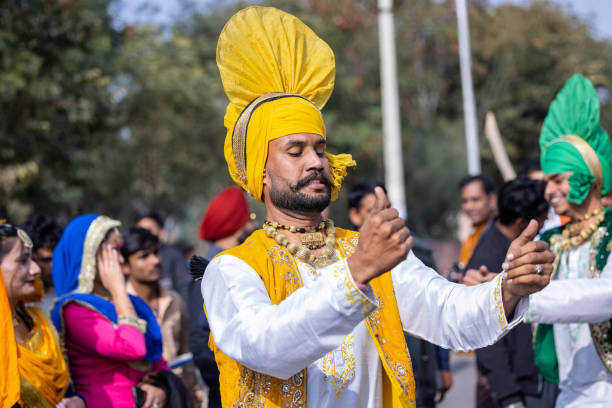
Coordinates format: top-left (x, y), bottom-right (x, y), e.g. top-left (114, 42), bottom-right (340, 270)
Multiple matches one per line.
top-left (207, 228), bottom-right (416, 407)
top-left (0, 268), bottom-right (20, 408)
top-left (18, 307), bottom-right (70, 408)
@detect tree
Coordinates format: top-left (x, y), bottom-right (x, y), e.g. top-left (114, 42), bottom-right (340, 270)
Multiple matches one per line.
top-left (4, 0), bottom-right (612, 240)
top-left (0, 0), bottom-right (119, 221)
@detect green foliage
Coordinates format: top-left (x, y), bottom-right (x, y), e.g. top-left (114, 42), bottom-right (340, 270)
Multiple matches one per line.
top-left (3, 0), bottom-right (612, 239)
top-left (0, 0), bottom-right (118, 220)
top-left (253, 0), bottom-right (612, 235)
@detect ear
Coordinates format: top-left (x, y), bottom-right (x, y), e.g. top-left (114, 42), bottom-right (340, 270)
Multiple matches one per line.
top-left (489, 193), bottom-right (498, 210)
top-left (120, 262), bottom-right (130, 276)
top-left (348, 207), bottom-right (362, 228)
top-left (262, 167), bottom-right (268, 187)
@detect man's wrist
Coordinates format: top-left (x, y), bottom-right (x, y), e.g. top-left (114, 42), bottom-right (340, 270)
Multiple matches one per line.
top-left (346, 256), bottom-right (372, 287)
top-left (501, 280), bottom-right (521, 318)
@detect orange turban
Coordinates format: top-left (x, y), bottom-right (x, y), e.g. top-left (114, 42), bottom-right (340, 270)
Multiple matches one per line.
top-left (199, 186), bottom-right (250, 241)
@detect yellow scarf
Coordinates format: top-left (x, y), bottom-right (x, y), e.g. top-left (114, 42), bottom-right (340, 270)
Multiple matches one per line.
top-left (0, 268), bottom-right (20, 408)
top-left (207, 228), bottom-right (416, 408)
top-left (17, 307), bottom-right (70, 408)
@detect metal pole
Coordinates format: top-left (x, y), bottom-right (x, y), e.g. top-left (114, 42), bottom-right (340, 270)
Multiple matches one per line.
top-left (455, 0), bottom-right (481, 175)
top-left (378, 0), bottom-right (407, 218)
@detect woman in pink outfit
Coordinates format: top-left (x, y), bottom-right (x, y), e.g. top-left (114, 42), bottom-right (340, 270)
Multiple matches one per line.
top-left (51, 214), bottom-right (168, 408)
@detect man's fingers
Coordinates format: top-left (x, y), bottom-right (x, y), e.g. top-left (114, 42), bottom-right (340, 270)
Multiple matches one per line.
top-left (479, 265), bottom-right (488, 276)
top-left (393, 226), bottom-right (411, 244)
top-left (507, 273), bottom-right (550, 289)
top-left (507, 219), bottom-right (540, 257)
top-left (504, 241), bottom-right (550, 270)
top-left (463, 269), bottom-right (484, 286)
top-left (506, 263), bottom-right (553, 280)
top-left (504, 250), bottom-right (555, 272)
top-left (376, 207), bottom-right (400, 222)
top-left (373, 186), bottom-right (388, 213)
top-left (514, 219), bottom-right (539, 246)
top-left (142, 389), bottom-right (154, 408)
top-left (509, 240), bottom-right (549, 259)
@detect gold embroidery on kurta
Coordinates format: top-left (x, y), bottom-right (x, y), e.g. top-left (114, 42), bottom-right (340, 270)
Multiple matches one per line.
top-left (320, 334), bottom-right (356, 398)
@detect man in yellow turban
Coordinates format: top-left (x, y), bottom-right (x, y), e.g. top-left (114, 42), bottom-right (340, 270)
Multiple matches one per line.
top-left (202, 6), bottom-right (554, 408)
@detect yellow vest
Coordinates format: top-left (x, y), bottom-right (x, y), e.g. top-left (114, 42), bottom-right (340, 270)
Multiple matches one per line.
top-left (207, 228), bottom-right (416, 408)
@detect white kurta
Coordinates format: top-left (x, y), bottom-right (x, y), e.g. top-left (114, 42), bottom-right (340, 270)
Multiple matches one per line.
top-left (526, 232), bottom-right (612, 408)
top-left (202, 248), bottom-right (528, 408)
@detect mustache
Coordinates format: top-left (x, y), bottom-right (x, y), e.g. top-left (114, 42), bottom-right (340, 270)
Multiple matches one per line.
top-left (294, 171), bottom-right (332, 190)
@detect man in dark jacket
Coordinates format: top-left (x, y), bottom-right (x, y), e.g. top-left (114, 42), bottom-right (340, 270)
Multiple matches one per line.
top-left (189, 186), bottom-right (255, 408)
top-left (465, 177), bottom-right (551, 408)
top-left (348, 181), bottom-right (452, 407)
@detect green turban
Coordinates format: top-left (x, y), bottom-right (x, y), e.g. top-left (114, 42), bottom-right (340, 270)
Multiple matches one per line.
top-left (540, 74), bottom-right (612, 204)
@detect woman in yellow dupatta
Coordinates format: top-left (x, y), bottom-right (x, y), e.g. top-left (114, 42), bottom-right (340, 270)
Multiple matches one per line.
top-left (0, 264), bottom-right (19, 408)
top-left (0, 224), bottom-right (83, 408)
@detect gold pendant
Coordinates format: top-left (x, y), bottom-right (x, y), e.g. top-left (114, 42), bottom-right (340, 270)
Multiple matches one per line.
top-left (314, 256), bottom-right (336, 268)
top-left (300, 232), bottom-right (325, 250)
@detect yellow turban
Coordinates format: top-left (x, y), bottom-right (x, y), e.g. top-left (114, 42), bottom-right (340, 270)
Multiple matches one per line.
top-left (217, 6), bottom-right (356, 201)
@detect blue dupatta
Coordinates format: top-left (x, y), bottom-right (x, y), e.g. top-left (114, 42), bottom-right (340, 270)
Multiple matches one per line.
top-left (51, 214), bottom-right (162, 363)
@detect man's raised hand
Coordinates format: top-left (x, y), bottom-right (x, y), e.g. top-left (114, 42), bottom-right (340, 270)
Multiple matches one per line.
top-left (501, 219), bottom-right (554, 314)
top-left (347, 187), bottom-right (414, 287)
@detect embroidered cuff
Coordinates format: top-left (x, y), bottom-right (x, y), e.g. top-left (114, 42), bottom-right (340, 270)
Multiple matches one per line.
top-left (493, 273), bottom-right (530, 332)
top-left (328, 257), bottom-right (378, 318)
top-left (118, 314), bottom-right (148, 334)
top-left (524, 294), bottom-right (538, 324)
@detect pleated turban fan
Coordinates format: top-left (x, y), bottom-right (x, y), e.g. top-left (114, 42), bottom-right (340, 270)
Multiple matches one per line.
top-left (540, 74), bottom-right (612, 204)
top-left (217, 6), bottom-right (356, 202)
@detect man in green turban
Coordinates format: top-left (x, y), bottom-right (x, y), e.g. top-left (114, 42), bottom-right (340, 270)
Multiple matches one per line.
top-left (528, 74), bottom-right (612, 407)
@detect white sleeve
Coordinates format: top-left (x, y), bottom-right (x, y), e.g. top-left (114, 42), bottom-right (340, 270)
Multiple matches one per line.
top-left (201, 254), bottom-right (377, 379)
top-left (525, 251), bottom-right (612, 324)
top-left (391, 251), bottom-right (528, 351)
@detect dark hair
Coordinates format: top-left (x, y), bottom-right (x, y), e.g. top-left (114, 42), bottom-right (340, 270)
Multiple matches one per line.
top-left (497, 177), bottom-right (549, 225)
top-left (0, 224), bottom-right (19, 261)
top-left (120, 227), bottom-right (160, 261)
top-left (518, 158), bottom-right (542, 178)
top-left (459, 174), bottom-right (495, 194)
top-left (138, 212), bottom-right (164, 229)
top-left (20, 215), bottom-right (63, 251)
top-left (348, 181), bottom-right (387, 210)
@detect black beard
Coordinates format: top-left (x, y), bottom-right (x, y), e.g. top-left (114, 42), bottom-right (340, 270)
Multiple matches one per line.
top-left (268, 172), bottom-right (332, 213)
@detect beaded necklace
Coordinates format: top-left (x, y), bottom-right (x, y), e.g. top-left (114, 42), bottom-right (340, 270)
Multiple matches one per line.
top-left (263, 219), bottom-right (337, 267)
top-left (561, 207), bottom-right (605, 249)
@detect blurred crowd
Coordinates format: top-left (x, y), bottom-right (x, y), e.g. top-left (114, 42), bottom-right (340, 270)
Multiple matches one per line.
top-left (2, 162), bottom-right (581, 408)
top-left (1, 186), bottom-right (257, 408)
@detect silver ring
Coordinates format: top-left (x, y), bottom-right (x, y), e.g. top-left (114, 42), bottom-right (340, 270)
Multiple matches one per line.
top-left (535, 264), bottom-right (542, 275)
top-left (153, 403), bottom-right (159, 408)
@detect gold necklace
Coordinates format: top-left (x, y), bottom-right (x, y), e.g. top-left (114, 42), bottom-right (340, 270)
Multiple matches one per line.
top-left (576, 207), bottom-right (603, 222)
top-left (561, 209), bottom-right (605, 249)
top-left (263, 219), bottom-right (337, 267)
top-left (264, 220), bottom-right (326, 249)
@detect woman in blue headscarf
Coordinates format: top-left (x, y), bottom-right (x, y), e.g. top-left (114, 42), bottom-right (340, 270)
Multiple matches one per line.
top-left (51, 214), bottom-right (168, 408)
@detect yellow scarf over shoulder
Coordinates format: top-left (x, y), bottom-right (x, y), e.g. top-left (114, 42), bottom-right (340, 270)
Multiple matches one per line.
top-left (207, 228), bottom-right (416, 408)
top-left (0, 268), bottom-right (20, 408)
top-left (18, 307), bottom-right (70, 408)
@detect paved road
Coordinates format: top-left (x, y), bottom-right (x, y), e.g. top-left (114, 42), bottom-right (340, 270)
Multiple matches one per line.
top-left (439, 352), bottom-right (476, 408)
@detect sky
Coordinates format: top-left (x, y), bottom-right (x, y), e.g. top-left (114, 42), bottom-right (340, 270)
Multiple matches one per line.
top-left (112, 0), bottom-right (612, 40)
